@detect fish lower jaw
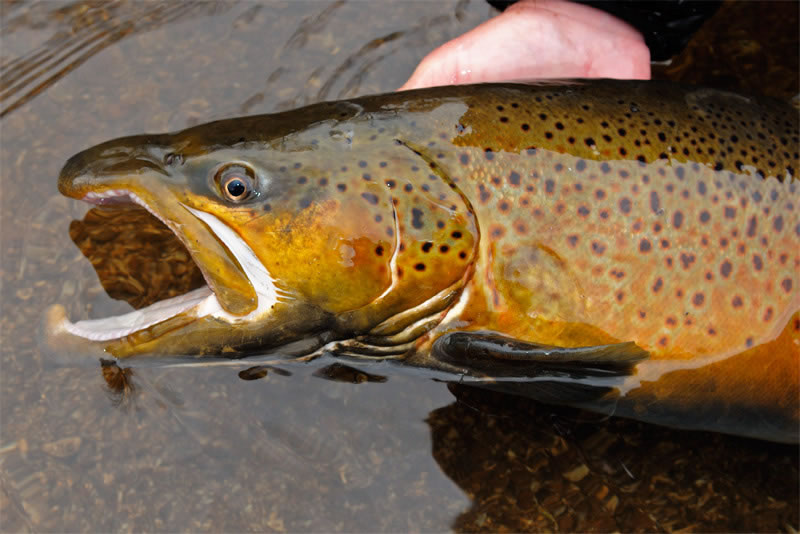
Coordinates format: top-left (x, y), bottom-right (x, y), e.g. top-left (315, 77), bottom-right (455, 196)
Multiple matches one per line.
top-left (47, 282), bottom-right (276, 351)
top-left (53, 286), bottom-right (214, 343)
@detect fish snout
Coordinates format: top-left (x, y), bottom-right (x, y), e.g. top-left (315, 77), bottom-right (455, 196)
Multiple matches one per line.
top-left (58, 135), bottom-right (172, 197)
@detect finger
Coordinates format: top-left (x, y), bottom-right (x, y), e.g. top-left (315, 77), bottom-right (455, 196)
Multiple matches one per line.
top-left (400, 0), bottom-right (650, 91)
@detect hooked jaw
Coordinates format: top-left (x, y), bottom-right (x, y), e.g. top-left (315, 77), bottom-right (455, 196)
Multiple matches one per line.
top-left (47, 139), bottom-right (289, 357)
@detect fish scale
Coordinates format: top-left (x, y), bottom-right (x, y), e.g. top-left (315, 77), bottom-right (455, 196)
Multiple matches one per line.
top-left (51, 80), bottom-right (799, 441)
top-left (385, 83), bottom-right (799, 356)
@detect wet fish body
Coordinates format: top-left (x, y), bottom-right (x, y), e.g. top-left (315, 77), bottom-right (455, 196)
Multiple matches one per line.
top-left (49, 81), bottom-right (799, 442)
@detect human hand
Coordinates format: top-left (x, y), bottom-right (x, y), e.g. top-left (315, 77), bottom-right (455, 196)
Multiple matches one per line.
top-left (400, 0), bottom-right (650, 90)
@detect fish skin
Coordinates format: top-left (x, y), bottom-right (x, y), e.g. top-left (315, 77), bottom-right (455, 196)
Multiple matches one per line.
top-left (53, 80), bottom-right (799, 441)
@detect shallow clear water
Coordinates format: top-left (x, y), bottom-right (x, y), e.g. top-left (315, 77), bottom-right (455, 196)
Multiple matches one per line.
top-left (1, 1), bottom-right (797, 532)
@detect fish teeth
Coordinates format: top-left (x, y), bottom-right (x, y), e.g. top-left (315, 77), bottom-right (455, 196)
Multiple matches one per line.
top-left (83, 189), bottom-right (131, 204)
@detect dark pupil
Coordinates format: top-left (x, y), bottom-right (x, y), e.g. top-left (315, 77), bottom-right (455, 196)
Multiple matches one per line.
top-left (226, 178), bottom-right (246, 198)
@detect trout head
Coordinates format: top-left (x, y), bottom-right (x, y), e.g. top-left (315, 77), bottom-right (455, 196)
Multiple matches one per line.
top-left (48, 107), bottom-right (478, 359)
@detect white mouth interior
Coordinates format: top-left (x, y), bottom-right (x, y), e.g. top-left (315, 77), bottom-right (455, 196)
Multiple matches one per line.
top-left (61, 189), bottom-right (287, 342)
top-left (64, 286), bottom-right (213, 341)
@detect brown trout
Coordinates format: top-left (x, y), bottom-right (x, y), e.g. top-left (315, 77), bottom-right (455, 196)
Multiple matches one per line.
top-left (47, 81), bottom-right (799, 442)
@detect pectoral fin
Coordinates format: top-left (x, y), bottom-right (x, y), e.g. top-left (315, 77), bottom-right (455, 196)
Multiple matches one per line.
top-left (431, 331), bottom-right (649, 404)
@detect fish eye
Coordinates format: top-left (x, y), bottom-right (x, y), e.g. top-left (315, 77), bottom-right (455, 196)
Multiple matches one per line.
top-left (215, 163), bottom-right (256, 203)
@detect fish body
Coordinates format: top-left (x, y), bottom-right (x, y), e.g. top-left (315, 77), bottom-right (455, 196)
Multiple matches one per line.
top-left (49, 81), bottom-right (799, 442)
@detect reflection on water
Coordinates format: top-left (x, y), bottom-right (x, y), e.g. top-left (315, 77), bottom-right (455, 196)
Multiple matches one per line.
top-left (1, 1), bottom-right (798, 532)
top-left (0, 1), bottom-right (235, 118)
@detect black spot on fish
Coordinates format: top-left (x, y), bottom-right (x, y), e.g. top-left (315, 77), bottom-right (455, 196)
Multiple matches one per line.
top-left (509, 171), bottom-right (521, 186)
top-left (782, 278), bottom-right (793, 293)
top-left (591, 241), bottom-right (606, 255)
top-left (650, 191), bottom-right (661, 214)
top-left (361, 192), bottom-right (379, 205)
top-left (422, 242), bottom-right (433, 253)
top-left (479, 184), bottom-right (491, 203)
top-left (619, 197), bottom-right (632, 215)
top-left (652, 277), bottom-right (663, 293)
top-left (720, 260), bottom-right (733, 278)
top-left (411, 208), bottom-right (424, 229)
top-left (747, 216), bottom-right (757, 237)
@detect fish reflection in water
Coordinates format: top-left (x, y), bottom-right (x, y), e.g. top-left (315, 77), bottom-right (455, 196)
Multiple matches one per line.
top-left (47, 81), bottom-right (799, 443)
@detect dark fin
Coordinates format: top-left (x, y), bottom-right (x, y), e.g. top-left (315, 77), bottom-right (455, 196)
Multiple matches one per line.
top-left (313, 363), bottom-right (388, 384)
top-left (433, 331), bottom-right (647, 376)
top-left (431, 331), bottom-right (649, 404)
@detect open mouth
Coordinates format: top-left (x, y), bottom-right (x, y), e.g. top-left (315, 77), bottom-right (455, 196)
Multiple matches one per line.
top-left (57, 185), bottom-right (289, 347)
top-left (63, 193), bottom-right (212, 341)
